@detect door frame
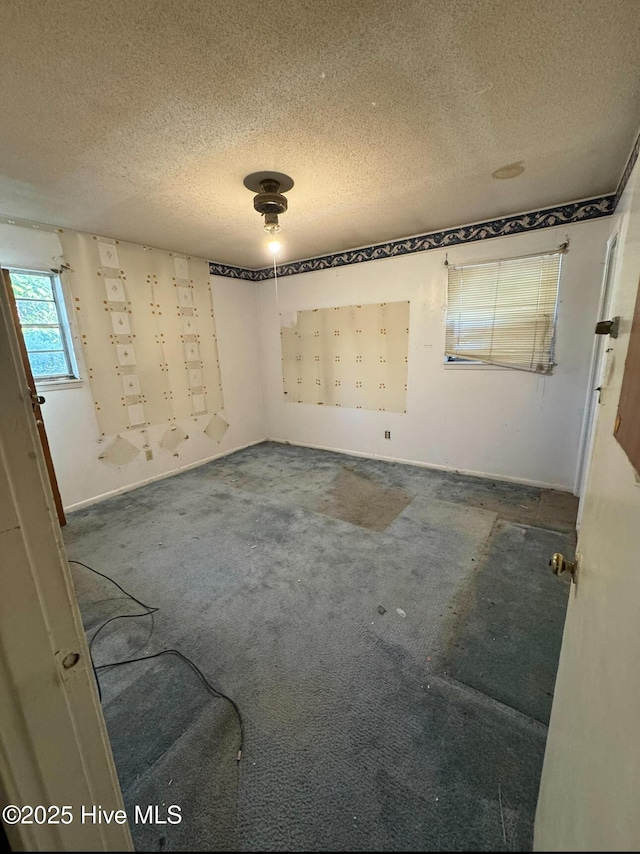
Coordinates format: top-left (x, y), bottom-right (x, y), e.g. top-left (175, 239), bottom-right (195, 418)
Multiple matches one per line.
top-left (574, 229), bottom-right (619, 523)
top-left (0, 263), bottom-right (132, 850)
top-left (2, 268), bottom-right (66, 526)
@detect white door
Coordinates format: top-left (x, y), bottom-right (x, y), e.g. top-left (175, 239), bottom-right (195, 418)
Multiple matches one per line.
top-left (0, 264), bottom-right (132, 850)
top-left (535, 170), bottom-right (640, 849)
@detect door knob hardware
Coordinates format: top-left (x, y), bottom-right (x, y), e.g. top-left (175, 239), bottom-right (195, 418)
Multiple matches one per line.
top-left (549, 553), bottom-right (577, 583)
top-left (28, 388), bottom-right (46, 406)
top-left (595, 317), bottom-right (620, 338)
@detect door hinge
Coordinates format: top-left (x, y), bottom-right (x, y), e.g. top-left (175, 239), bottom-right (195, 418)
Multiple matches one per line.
top-left (595, 317), bottom-right (620, 338)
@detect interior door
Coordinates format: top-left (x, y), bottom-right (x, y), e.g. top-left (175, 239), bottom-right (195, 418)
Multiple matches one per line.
top-left (0, 267), bottom-right (131, 851)
top-left (535, 201), bottom-right (640, 847)
top-left (2, 268), bottom-right (66, 527)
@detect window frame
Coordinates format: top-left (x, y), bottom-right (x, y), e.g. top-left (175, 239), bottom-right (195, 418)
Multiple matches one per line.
top-left (443, 249), bottom-right (563, 374)
top-left (8, 267), bottom-right (81, 387)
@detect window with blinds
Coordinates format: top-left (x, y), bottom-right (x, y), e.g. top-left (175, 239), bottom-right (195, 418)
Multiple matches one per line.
top-left (445, 251), bottom-right (563, 373)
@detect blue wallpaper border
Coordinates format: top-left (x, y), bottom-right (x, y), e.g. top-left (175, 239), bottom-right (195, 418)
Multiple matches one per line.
top-left (614, 127), bottom-right (640, 207)
top-left (209, 194), bottom-right (615, 281)
top-left (209, 128), bottom-right (640, 281)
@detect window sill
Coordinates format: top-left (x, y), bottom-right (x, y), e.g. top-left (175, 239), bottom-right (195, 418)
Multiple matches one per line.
top-left (35, 378), bottom-right (83, 391)
top-left (443, 362), bottom-right (508, 371)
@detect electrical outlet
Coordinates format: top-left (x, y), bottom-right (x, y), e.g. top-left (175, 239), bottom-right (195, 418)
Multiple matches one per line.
top-left (384, 430), bottom-right (391, 439)
top-left (145, 448), bottom-right (153, 461)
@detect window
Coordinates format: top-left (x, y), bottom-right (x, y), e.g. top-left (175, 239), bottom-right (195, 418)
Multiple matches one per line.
top-left (445, 251), bottom-right (563, 373)
top-left (8, 269), bottom-right (78, 382)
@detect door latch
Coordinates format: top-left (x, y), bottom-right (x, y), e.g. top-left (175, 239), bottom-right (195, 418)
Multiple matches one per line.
top-left (595, 317), bottom-right (620, 338)
top-left (28, 388), bottom-right (46, 407)
top-left (549, 553), bottom-right (577, 583)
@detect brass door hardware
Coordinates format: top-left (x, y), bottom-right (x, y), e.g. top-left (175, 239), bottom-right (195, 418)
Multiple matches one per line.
top-left (549, 553), bottom-right (577, 583)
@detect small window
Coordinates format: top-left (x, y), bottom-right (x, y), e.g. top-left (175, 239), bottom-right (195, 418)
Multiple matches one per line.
top-left (445, 251), bottom-right (563, 373)
top-left (8, 269), bottom-right (78, 382)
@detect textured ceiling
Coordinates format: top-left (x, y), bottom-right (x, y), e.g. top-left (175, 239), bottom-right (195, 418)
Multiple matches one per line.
top-left (1, 0), bottom-right (640, 269)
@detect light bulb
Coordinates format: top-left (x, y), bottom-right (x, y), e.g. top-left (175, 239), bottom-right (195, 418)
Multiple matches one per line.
top-left (268, 238), bottom-right (281, 254)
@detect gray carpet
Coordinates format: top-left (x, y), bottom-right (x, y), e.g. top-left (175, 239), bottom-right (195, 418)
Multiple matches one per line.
top-left (64, 441), bottom-right (574, 851)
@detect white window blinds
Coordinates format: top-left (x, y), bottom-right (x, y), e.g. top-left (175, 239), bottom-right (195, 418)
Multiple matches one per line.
top-left (445, 251), bottom-right (563, 373)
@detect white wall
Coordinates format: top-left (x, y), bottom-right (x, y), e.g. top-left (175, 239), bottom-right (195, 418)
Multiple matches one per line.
top-left (259, 218), bottom-right (612, 491)
top-left (0, 213), bottom-right (612, 506)
top-left (535, 163), bottom-right (640, 850)
top-left (0, 223), bottom-right (267, 509)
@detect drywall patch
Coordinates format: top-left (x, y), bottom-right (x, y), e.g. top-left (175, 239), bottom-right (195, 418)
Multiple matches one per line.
top-left (204, 413), bottom-right (229, 442)
top-left (159, 425), bottom-right (188, 452)
top-left (182, 316), bottom-right (197, 335)
top-left (280, 310), bottom-right (298, 328)
top-left (116, 344), bottom-right (137, 366)
top-left (110, 311), bottom-right (131, 335)
top-left (105, 277), bottom-right (125, 302)
top-left (174, 256), bottom-right (189, 279)
top-left (122, 374), bottom-right (141, 396)
top-left (280, 300), bottom-right (410, 412)
top-left (98, 435), bottom-right (140, 465)
top-left (98, 241), bottom-right (119, 268)
top-left (127, 403), bottom-right (145, 426)
top-left (192, 393), bottom-right (206, 414)
top-left (178, 286), bottom-right (193, 308)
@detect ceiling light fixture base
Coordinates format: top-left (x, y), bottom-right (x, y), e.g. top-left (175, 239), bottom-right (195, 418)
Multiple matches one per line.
top-left (244, 171), bottom-right (294, 240)
top-left (243, 171), bottom-right (294, 194)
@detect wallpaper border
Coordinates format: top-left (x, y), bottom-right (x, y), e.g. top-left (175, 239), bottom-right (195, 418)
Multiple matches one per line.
top-left (614, 127), bottom-right (640, 207)
top-left (209, 194), bottom-right (615, 281)
top-left (209, 127), bottom-right (640, 282)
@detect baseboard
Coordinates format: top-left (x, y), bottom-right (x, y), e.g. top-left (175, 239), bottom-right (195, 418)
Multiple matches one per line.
top-left (66, 435), bottom-right (573, 511)
top-left (267, 436), bottom-right (573, 493)
top-left (64, 437), bottom-right (268, 512)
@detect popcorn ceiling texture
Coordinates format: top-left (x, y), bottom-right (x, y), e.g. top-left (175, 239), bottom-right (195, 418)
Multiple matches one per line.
top-left (0, 0), bottom-right (639, 268)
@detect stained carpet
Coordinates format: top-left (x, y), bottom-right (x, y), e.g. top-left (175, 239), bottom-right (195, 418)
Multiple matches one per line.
top-left (64, 442), bottom-right (574, 851)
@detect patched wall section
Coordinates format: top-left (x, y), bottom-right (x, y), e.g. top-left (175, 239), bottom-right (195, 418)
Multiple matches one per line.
top-left (280, 301), bottom-right (410, 413)
top-left (59, 231), bottom-right (228, 454)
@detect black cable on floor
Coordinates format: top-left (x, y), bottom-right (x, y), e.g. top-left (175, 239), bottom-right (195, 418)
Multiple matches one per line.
top-left (91, 658), bottom-right (103, 702)
top-left (69, 558), bottom-right (159, 698)
top-left (90, 608), bottom-right (157, 666)
top-left (69, 559), bottom-right (244, 761)
top-left (97, 648), bottom-right (244, 761)
top-left (69, 559), bottom-right (156, 611)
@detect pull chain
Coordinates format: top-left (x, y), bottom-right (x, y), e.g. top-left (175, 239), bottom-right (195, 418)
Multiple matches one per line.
top-left (273, 252), bottom-right (279, 309)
